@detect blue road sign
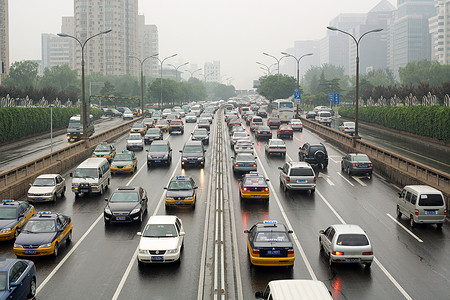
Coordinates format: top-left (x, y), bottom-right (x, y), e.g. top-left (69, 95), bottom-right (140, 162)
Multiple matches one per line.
top-left (328, 92), bottom-right (333, 102)
top-left (334, 93), bottom-right (340, 105)
top-left (294, 89), bottom-right (301, 100)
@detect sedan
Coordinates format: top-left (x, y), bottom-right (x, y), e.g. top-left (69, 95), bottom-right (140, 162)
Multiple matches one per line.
top-left (232, 153), bottom-right (257, 174)
top-left (0, 258), bottom-right (36, 300)
top-left (110, 150), bottom-right (137, 174)
top-left (0, 200), bottom-right (35, 241)
top-left (137, 215), bottom-right (185, 265)
top-left (126, 133), bottom-right (144, 151)
top-left (255, 125), bottom-right (272, 140)
top-left (341, 153), bottom-right (373, 177)
top-left (234, 140), bottom-right (254, 154)
top-left (306, 111), bottom-right (316, 120)
top-left (197, 118), bottom-right (211, 131)
top-left (230, 131), bottom-right (250, 146)
top-left (319, 224), bottom-right (373, 269)
top-left (289, 119), bottom-right (303, 131)
top-left (144, 128), bottom-right (163, 145)
top-left (277, 125), bottom-right (293, 139)
top-left (155, 119), bottom-right (169, 132)
top-left (104, 186), bottom-right (148, 224)
top-left (191, 128), bottom-right (210, 145)
top-left (267, 117), bottom-right (281, 129)
top-left (27, 174), bottom-right (66, 202)
top-left (339, 121), bottom-right (355, 135)
top-left (264, 139), bottom-right (286, 156)
top-left (238, 172), bottom-right (269, 201)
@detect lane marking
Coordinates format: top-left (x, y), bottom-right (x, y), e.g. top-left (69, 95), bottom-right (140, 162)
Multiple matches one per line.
top-left (328, 156), bottom-right (341, 163)
top-left (352, 176), bottom-right (367, 187)
top-left (386, 213), bottom-right (423, 243)
top-left (318, 173), bottom-right (335, 186)
top-left (337, 172), bottom-right (354, 186)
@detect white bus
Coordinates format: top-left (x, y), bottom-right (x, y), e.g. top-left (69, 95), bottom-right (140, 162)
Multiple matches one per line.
top-left (273, 99), bottom-right (295, 123)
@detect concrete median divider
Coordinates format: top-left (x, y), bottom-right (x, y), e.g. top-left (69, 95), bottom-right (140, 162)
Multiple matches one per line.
top-left (0, 118), bottom-right (140, 200)
top-left (300, 117), bottom-right (450, 212)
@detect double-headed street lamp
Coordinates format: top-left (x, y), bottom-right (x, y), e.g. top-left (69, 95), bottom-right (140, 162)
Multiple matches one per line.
top-left (128, 53), bottom-right (159, 115)
top-left (57, 29), bottom-right (112, 140)
top-left (168, 62), bottom-right (189, 81)
top-left (154, 54), bottom-right (177, 108)
top-left (262, 52), bottom-right (288, 74)
top-left (184, 68), bottom-right (202, 79)
top-left (327, 26), bottom-right (383, 140)
top-left (256, 61), bottom-right (277, 75)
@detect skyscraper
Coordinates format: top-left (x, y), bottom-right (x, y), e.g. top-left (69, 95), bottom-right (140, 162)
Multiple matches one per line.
top-left (429, 0), bottom-right (450, 64)
top-left (0, 0), bottom-right (9, 85)
top-left (137, 15), bottom-right (159, 78)
top-left (41, 33), bottom-right (71, 74)
top-left (204, 61), bottom-right (221, 83)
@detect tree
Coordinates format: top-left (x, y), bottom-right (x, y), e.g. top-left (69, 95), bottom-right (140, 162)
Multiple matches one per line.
top-left (257, 74), bottom-right (297, 101)
top-left (399, 60), bottom-right (450, 86)
top-left (38, 64), bottom-right (79, 93)
top-left (2, 60), bottom-right (39, 89)
top-left (362, 69), bottom-right (396, 87)
top-left (213, 84), bottom-right (236, 100)
top-left (100, 81), bottom-right (115, 96)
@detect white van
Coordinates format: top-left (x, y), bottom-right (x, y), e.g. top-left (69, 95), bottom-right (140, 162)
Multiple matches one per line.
top-left (255, 280), bottom-right (333, 300)
top-left (315, 111), bottom-right (332, 126)
top-left (397, 185), bottom-right (446, 229)
top-left (250, 116), bottom-right (264, 132)
top-left (71, 157), bottom-right (111, 197)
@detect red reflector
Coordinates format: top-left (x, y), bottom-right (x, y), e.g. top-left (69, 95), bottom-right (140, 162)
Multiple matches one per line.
top-left (368, 163), bottom-right (373, 167)
top-left (415, 209), bottom-right (419, 216)
top-left (286, 177), bottom-right (290, 183)
top-left (314, 176), bottom-right (316, 183)
top-left (287, 249), bottom-right (294, 254)
top-left (352, 163), bottom-right (358, 167)
top-left (444, 209), bottom-right (447, 216)
top-left (332, 251), bottom-right (344, 256)
top-left (281, 147), bottom-right (286, 149)
top-left (258, 131), bottom-right (261, 134)
top-left (252, 249), bottom-right (259, 255)
top-left (363, 252), bottom-right (373, 255)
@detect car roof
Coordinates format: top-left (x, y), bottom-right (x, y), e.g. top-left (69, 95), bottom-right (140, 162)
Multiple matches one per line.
top-left (151, 140), bottom-right (169, 145)
top-left (30, 211), bottom-right (59, 220)
top-left (35, 174), bottom-right (59, 179)
top-left (170, 175), bottom-right (193, 182)
top-left (404, 185), bottom-right (443, 194)
top-left (288, 161), bottom-right (312, 168)
top-left (147, 215), bottom-right (179, 225)
top-left (0, 200), bottom-right (22, 208)
top-left (254, 221), bottom-right (287, 232)
top-left (269, 138), bottom-right (284, 143)
top-left (114, 186), bottom-right (139, 192)
top-left (0, 258), bottom-right (27, 270)
top-left (331, 224), bottom-right (366, 235)
top-left (185, 140), bottom-right (203, 146)
top-left (267, 280), bottom-right (333, 300)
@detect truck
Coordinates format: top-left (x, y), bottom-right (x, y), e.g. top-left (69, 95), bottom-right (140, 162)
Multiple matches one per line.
top-left (67, 114), bottom-right (95, 142)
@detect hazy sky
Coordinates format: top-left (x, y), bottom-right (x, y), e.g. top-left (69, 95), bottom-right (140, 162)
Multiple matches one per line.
top-left (9, 0), bottom-right (397, 89)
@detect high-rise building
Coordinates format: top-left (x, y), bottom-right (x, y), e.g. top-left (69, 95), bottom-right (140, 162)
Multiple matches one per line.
top-left (61, 16), bottom-right (75, 70)
top-left (429, 0), bottom-right (450, 64)
top-left (0, 0), bottom-right (9, 85)
top-left (137, 15), bottom-right (158, 78)
top-left (281, 41), bottom-right (320, 81)
top-left (41, 33), bottom-right (71, 75)
top-left (387, 0), bottom-right (436, 75)
top-left (204, 61), bottom-right (220, 83)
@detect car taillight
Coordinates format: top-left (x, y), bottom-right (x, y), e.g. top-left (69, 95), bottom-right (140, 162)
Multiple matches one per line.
top-left (252, 249), bottom-right (260, 255)
top-left (306, 150), bottom-right (309, 155)
top-left (332, 251), bottom-right (344, 256)
top-left (281, 147), bottom-right (286, 149)
top-left (345, 127), bottom-right (349, 129)
top-left (415, 209), bottom-right (419, 216)
top-left (252, 163), bottom-right (257, 167)
top-left (368, 163), bottom-right (373, 167)
top-left (314, 176), bottom-right (316, 183)
top-left (352, 163), bottom-right (358, 167)
top-left (287, 249), bottom-right (294, 255)
top-left (269, 131), bottom-right (272, 134)
top-left (264, 187), bottom-right (269, 192)
top-left (444, 209), bottom-right (447, 216)
top-left (235, 164), bottom-right (239, 167)
top-left (363, 252), bottom-right (373, 255)
top-left (258, 131), bottom-right (261, 134)
top-left (286, 176), bottom-right (290, 183)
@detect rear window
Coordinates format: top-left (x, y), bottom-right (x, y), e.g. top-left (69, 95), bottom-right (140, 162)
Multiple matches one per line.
top-left (252, 118), bottom-right (263, 122)
top-left (336, 234), bottom-right (369, 246)
top-left (289, 168), bottom-right (314, 176)
top-left (418, 194), bottom-right (444, 206)
top-left (319, 112), bottom-right (331, 117)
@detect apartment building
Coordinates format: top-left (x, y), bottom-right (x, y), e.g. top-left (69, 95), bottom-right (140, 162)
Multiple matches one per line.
top-left (0, 0), bottom-right (9, 84)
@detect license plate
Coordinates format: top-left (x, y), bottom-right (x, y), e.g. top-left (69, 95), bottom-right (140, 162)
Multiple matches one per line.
top-left (189, 161), bottom-right (196, 164)
top-left (80, 189), bottom-right (89, 193)
top-left (175, 201), bottom-right (184, 205)
top-left (297, 180), bottom-right (306, 183)
top-left (275, 147), bottom-right (280, 149)
top-left (242, 147), bottom-right (247, 149)
top-left (35, 197), bottom-right (43, 201)
top-left (116, 217), bottom-right (126, 221)
top-left (152, 256), bottom-right (164, 261)
top-left (359, 164), bottom-right (367, 168)
top-left (267, 250), bottom-right (280, 255)
top-left (73, 136), bottom-right (78, 139)
top-left (251, 195), bottom-right (260, 198)
top-left (24, 250), bottom-right (36, 255)
top-left (154, 160), bottom-right (161, 163)
top-left (347, 258), bottom-right (359, 263)
top-left (426, 210), bottom-right (437, 215)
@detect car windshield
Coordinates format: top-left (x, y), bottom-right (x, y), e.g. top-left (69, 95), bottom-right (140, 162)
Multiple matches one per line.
top-left (128, 135), bottom-right (142, 140)
top-left (244, 177), bottom-right (266, 186)
top-left (290, 168), bottom-right (313, 176)
top-left (270, 140), bottom-right (284, 146)
top-left (147, 129), bottom-right (160, 134)
top-left (114, 153), bottom-right (132, 161)
top-left (194, 130), bottom-right (207, 136)
top-left (343, 122), bottom-right (354, 126)
top-left (143, 224), bottom-right (178, 238)
top-left (95, 145), bottom-right (111, 151)
top-left (133, 123), bottom-right (144, 128)
top-left (184, 145), bottom-right (203, 153)
top-left (0, 272), bottom-right (6, 291)
top-left (234, 132), bottom-right (247, 138)
top-left (33, 177), bottom-right (55, 186)
top-left (149, 145), bottom-right (168, 152)
top-left (255, 231), bottom-right (289, 242)
top-left (0, 207), bottom-right (17, 219)
top-left (168, 180), bottom-right (193, 190)
top-left (171, 121), bottom-right (182, 125)
top-left (73, 168), bottom-right (97, 179)
top-left (353, 155), bottom-right (370, 162)
top-left (22, 220), bottom-right (56, 233)
top-left (418, 194), bottom-right (444, 206)
top-left (236, 155), bottom-right (254, 161)
top-left (319, 112), bottom-right (331, 117)
top-left (109, 192), bottom-right (139, 202)
top-left (156, 120), bottom-right (167, 125)
top-left (336, 234), bottom-right (369, 246)
top-left (199, 120), bottom-right (208, 124)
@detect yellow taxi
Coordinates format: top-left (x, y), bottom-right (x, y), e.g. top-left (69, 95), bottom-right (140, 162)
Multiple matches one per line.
top-left (92, 142), bottom-right (116, 161)
top-left (244, 220), bottom-right (295, 267)
top-left (0, 200), bottom-right (35, 241)
top-left (238, 172), bottom-right (269, 201)
top-left (155, 119), bottom-right (169, 132)
top-left (13, 211), bottom-right (73, 257)
top-left (164, 176), bottom-right (198, 209)
top-left (110, 150), bottom-right (138, 174)
top-left (130, 121), bottom-right (147, 135)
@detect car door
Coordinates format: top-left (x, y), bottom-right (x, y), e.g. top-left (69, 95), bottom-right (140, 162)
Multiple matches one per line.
top-left (397, 189), bottom-right (408, 214)
top-left (8, 261), bottom-right (29, 300)
top-left (140, 187), bottom-right (147, 212)
top-left (56, 175), bottom-right (64, 196)
top-left (175, 219), bottom-right (183, 248)
top-left (279, 163), bottom-right (288, 185)
top-left (322, 227), bottom-right (335, 254)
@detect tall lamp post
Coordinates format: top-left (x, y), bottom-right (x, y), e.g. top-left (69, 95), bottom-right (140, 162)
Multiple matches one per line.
top-left (326, 26), bottom-right (383, 141)
top-left (262, 52), bottom-right (288, 74)
top-left (184, 68), bottom-right (202, 79)
top-left (154, 54), bottom-right (177, 108)
top-left (256, 62), bottom-right (277, 75)
top-left (168, 62), bottom-right (189, 81)
top-left (128, 53), bottom-right (159, 115)
top-left (58, 29), bottom-right (112, 140)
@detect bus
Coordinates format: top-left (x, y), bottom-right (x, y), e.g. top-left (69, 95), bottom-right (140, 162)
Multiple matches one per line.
top-left (67, 114), bottom-right (95, 142)
top-left (273, 99), bottom-right (295, 123)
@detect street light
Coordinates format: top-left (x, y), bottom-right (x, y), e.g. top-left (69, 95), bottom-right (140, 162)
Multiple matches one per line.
top-left (327, 26), bottom-right (383, 141)
top-left (50, 104), bottom-right (54, 152)
top-left (167, 62), bottom-right (189, 81)
top-left (154, 54), bottom-right (177, 108)
top-left (58, 28), bottom-right (112, 140)
top-left (262, 52), bottom-right (288, 74)
top-left (256, 62), bottom-right (277, 75)
top-left (128, 53), bottom-right (159, 115)
top-left (184, 68), bottom-right (202, 79)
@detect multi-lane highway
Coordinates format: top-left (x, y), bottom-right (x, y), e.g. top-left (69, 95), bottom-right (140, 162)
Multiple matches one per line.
top-left (0, 109), bottom-right (449, 299)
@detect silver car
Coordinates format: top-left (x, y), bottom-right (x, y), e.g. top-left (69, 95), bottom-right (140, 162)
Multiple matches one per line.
top-left (27, 174), bottom-right (66, 202)
top-left (338, 122), bottom-right (355, 135)
top-left (319, 224), bottom-right (373, 269)
top-left (232, 153), bottom-right (257, 174)
top-left (230, 131), bottom-right (250, 146)
top-left (289, 119), bottom-right (303, 131)
top-left (278, 161), bottom-right (316, 193)
top-left (234, 140), bottom-right (254, 154)
top-left (126, 133), bottom-right (144, 151)
top-left (265, 139), bottom-right (286, 156)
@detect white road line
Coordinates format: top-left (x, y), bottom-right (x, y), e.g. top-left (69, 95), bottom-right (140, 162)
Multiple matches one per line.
top-left (328, 156), bottom-right (341, 163)
top-left (352, 176), bottom-right (367, 186)
top-left (337, 172), bottom-right (354, 186)
top-left (318, 173), bottom-right (335, 186)
top-left (286, 153), bottom-right (293, 162)
top-left (316, 190), bottom-right (413, 300)
top-left (386, 213), bottom-right (423, 243)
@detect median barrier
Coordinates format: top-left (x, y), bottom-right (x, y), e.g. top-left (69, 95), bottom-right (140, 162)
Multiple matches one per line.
top-left (0, 118), bottom-right (139, 200)
top-left (300, 117), bottom-right (450, 212)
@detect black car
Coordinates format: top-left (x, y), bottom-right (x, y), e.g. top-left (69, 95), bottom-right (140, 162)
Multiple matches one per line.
top-left (255, 125), bottom-right (272, 140)
top-left (341, 153), bottom-right (373, 177)
top-left (256, 110), bottom-right (268, 118)
top-left (104, 186), bottom-right (148, 224)
top-left (298, 142), bottom-right (328, 168)
top-left (180, 141), bottom-right (206, 168)
top-left (191, 128), bottom-right (210, 145)
top-left (144, 128), bottom-right (163, 145)
top-left (146, 140), bottom-right (172, 167)
top-left (306, 111), bottom-right (316, 120)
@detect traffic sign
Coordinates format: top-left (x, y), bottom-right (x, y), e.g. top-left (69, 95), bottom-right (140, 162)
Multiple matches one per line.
top-left (334, 93), bottom-right (340, 105)
top-left (328, 92), bottom-right (333, 102)
top-left (294, 89), bottom-right (301, 100)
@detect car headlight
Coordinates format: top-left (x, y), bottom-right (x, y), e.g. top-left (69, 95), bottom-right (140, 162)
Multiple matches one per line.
top-left (138, 249), bottom-right (149, 255)
top-left (182, 157), bottom-right (188, 161)
top-left (165, 196), bottom-right (174, 200)
top-left (130, 208), bottom-right (141, 214)
top-left (13, 244), bottom-right (23, 248)
top-left (44, 193), bottom-right (53, 196)
top-left (39, 243), bottom-right (52, 248)
top-left (185, 196), bottom-right (194, 200)
top-left (197, 157), bottom-right (204, 160)
top-left (0, 228), bottom-right (11, 233)
top-left (167, 249), bottom-right (178, 254)
top-left (104, 207), bottom-right (111, 214)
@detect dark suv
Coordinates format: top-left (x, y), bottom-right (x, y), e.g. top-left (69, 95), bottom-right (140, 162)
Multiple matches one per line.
top-left (146, 140), bottom-right (172, 167)
top-left (298, 143), bottom-right (328, 168)
top-left (180, 141), bottom-right (206, 168)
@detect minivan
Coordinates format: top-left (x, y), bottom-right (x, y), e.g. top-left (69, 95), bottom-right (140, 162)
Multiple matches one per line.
top-left (250, 116), bottom-right (264, 132)
top-left (180, 141), bottom-right (206, 168)
top-left (315, 111), bottom-right (332, 126)
top-left (255, 280), bottom-right (333, 300)
top-left (397, 185), bottom-right (446, 229)
top-left (71, 157), bottom-right (111, 197)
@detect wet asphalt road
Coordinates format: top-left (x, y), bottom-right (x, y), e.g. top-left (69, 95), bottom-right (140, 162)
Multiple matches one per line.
top-left (0, 112), bottom-right (449, 299)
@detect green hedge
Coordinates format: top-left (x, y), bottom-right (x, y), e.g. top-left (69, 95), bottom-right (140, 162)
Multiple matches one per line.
top-left (0, 107), bottom-right (102, 143)
top-left (338, 106), bottom-right (450, 142)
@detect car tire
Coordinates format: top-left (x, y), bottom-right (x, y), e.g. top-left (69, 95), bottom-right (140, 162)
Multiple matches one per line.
top-left (365, 263), bottom-right (372, 269)
top-left (61, 186), bottom-right (66, 197)
top-left (104, 218), bottom-right (110, 225)
top-left (436, 223), bottom-right (443, 230)
top-left (137, 212), bottom-right (143, 223)
top-left (322, 163), bottom-right (328, 169)
top-left (341, 163), bottom-right (345, 171)
top-left (310, 188), bottom-right (315, 194)
top-left (192, 202), bottom-right (196, 210)
top-left (328, 253), bottom-right (334, 267)
top-left (319, 240), bottom-right (324, 253)
top-left (52, 193), bottom-right (57, 202)
top-left (347, 166), bottom-right (352, 176)
top-left (410, 215), bottom-right (416, 228)
top-left (66, 230), bottom-right (72, 244)
top-left (396, 206), bottom-right (402, 218)
top-left (53, 242), bottom-right (59, 257)
top-left (147, 163), bottom-right (152, 168)
top-left (283, 182), bottom-right (287, 193)
top-left (27, 278), bottom-right (36, 299)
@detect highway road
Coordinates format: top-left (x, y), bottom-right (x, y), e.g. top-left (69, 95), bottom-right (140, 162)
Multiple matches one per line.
top-left (0, 110), bottom-right (449, 299)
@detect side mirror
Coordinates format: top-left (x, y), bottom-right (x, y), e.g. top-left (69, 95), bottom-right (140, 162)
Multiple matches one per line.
top-left (255, 291), bottom-right (263, 298)
top-left (105, 198), bottom-right (109, 202)
top-left (29, 183), bottom-right (32, 187)
top-left (179, 150), bottom-right (183, 153)
top-left (136, 232), bottom-right (142, 236)
top-left (146, 149), bottom-right (149, 152)
top-left (164, 187), bottom-right (168, 190)
top-left (231, 157), bottom-right (234, 159)
top-left (18, 214), bottom-right (24, 219)
top-left (319, 230), bottom-right (325, 234)
top-left (288, 230), bottom-right (293, 234)
top-left (194, 186), bottom-right (198, 189)
top-left (266, 179), bottom-right (270, 182)
top-left (204, 150), bottom-right (206, 153)
top-left (180, 231), bottom-right (185, 236)
top-left (10, 282), bottom-right (18, 288)
top-left (398, 192), bottom-right (402, 198)
top-left (244, 230), bottom-right (249, 233)
top-left (99, 173), bottom-right (103, 178)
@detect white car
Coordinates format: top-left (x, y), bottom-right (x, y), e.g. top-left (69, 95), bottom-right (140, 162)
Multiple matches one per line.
top-left (265, 139), bottom-right (286, 156)
top-left (289, 119), bottom-right (303, 132)
top-left (338, 121), bottom-right (355, 135)
top-left (185, 113), bottom-right (197, 123)
top-left (230, 131), bottom-right (250, 146)
top-left (137, 215), bottom-right (185, 264)
top-left (122, 110), bottom-right (134, 120)
top-left (126, 133), bottom-right (144, 151)
top-left (234, 140), bottom-right (254, 154)
top-left (27, 174), bottom-right (66, 202)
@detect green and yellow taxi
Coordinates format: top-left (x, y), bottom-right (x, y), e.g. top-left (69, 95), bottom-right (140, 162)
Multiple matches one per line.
top-left (244, 220), bottom-right (295, 267)
top-left (110, 150), bottom-right (138, 174)
top-left (13, 211), bottom-right (73, 257)
top-left (238, 172), bottom-right (270, 200)
top-left (164, 175), bottom-right (198, 209)
top-left (0, 200), bottom-right (35, 241)
top-left (92, 142), bottom-right (116, 161)
top-left (130, 121), bottom-right (147, 135)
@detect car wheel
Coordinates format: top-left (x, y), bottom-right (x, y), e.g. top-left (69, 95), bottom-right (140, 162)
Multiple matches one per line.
top-left (347, 166), bottom-right (352, 176)
top-left (365, 262), bottom-right (372, 269)
top-left (341, 163), bottom-right (344, 171)
top-left (283, 182), bottom-right (287, 193)
top-left (52, 193), bottom-right (57, 202)
top-left (322, 163), bottom-right (328, 169)
top-left (310, 188), bottom-right (315, 194)
top-left (138, 212), bottom-right (143, 223)
top-left (99, 185), bottom-right (104, 195)
top-left (319, 239), bottom-right (324, 252)
top-left (104, 218), bottom-right (110, 225)
top-left (147, 163), bottom-right (152, 168)
top-left (328, 253), bottom-right (334, 267)
top-left (27, 278), bottom-right (36, 299)
top-left (53, 242), bottom-right (59, 257)
top-left (436, 223), bottom-right (443, 230)
top-left (396, 206), bottom-right (402, 218)
top-left (66, 230), bottom-right (72, 244)
top-left (61, 186), bottom-right (66, 197)
top-left (410, 215), bottom-right (415, 228)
